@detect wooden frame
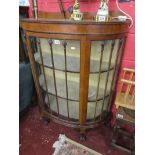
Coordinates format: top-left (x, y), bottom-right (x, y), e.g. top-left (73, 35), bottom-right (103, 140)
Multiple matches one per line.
top-left (20, 13), bottom-right (130, 140)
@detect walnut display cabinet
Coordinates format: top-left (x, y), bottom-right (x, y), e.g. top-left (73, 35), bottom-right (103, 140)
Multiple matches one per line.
top-left (21, 14), bottom-right (130, 140)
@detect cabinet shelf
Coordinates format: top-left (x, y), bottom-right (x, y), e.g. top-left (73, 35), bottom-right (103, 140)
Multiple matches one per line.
top-left (39, 74), bottom-right (110, 102)
top-left (34, 52), bottom-right (114, 73)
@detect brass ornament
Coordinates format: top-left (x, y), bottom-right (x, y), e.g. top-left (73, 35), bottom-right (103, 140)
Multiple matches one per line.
top-left (70, 0), bottom-right (83, 21)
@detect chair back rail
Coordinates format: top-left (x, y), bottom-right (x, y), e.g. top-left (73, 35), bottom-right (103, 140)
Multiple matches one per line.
top-left (116, 68), bottom-right (135, 109)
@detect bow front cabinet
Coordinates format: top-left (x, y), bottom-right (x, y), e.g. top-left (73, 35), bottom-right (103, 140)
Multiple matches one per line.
top-left (21, 17), bottom-right (130, 139)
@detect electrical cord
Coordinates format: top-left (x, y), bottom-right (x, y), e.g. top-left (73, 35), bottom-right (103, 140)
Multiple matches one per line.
top-left (115, 0), bottom-right (133, 29)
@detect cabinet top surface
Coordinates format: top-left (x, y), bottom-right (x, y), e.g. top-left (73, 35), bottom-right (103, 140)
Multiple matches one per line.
top-left (20, 11), bottom-right (130, 36)
top-left (21, 18), bottom-right (130, 25)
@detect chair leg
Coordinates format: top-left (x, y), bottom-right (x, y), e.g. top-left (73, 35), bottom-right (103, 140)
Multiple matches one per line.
top-left (111, 123), bottom-right (120, 145)
top-left (111, 123), bottom-right (135, 154)
top-left (131, 132), bottom-right (135, 155)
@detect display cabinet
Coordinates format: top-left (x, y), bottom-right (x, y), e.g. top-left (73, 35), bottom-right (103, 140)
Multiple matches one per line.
top-left (21, 14), bottom-right (130, 139)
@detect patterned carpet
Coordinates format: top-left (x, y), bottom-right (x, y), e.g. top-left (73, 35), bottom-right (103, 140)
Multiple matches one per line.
top-left (19, 106), bottom-right (128, 155)
top-left (52, 134), bottom-right (103, 155)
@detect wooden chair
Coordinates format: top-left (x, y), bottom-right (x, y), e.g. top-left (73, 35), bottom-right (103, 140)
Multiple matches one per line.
top-left (111, 68), bottom-right (135, 154)
top-left (115, 68), bottom-right (135, 110)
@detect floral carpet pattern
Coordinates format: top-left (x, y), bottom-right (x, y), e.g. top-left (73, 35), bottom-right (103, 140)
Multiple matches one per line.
top-left (53, 134), bottom-right (103, 155)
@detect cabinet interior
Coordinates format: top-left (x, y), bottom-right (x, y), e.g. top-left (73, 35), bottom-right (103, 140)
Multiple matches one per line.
top-left (32, 38), bottom-right (122, 120)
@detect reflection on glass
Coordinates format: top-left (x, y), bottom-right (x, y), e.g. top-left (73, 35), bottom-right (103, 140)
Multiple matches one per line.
top-left (87, 39), bottom-right (120, 120)
top-left (33, 38), bottom-right (80, 120)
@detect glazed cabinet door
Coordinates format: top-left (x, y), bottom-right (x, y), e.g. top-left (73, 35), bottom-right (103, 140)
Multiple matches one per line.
top-left (87, 38), bottom-right (125, 122)
top-left (27, 36), bottom-right (82, 122)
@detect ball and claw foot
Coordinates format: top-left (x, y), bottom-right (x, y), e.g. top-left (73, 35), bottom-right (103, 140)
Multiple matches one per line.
top-left (111, 139), bottom-right (116, 144)
top-left (80, 134), bottom-right (86, 141)
top-left (41, 117), bottom-right (50, 125)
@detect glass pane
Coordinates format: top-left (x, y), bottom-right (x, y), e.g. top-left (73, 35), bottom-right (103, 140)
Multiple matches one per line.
top-left (87, 97), bottom-right (109, 120)
top-left (44, 94), bottom-right (79, 119)
top-left (33, 37), bottom-right (80, 120)
top-left (87, 39), bottom-right (121, 120)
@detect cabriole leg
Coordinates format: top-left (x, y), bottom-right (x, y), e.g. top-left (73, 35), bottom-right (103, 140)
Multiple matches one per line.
top-left (80, 128), bottom-right (86, 141)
